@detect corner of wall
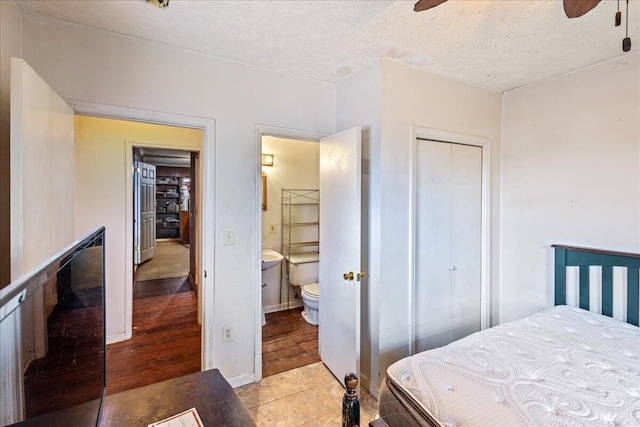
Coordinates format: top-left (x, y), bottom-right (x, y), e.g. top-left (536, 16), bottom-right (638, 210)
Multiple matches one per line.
top-left (0, 1), bottom-right (23, 289)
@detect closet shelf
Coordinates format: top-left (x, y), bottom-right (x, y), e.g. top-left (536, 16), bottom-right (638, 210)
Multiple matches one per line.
top-left (282, 241), bottom-right (319, 248)
top-left (155, 175), bottom-right (181, 239)
top-left (282, 202), bottom-right (319, 206)
top-left (287, 252), bottom-right (319, 264)
top-left (283, 221), bottom-right (319, 227)
top-left (281, 188), bottom-right (320, 310)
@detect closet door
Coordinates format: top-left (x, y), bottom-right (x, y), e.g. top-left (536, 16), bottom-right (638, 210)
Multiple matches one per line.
top-left (414, 140), bottom-right (482, 352)
top-left (450, 143), bottom-right (482, 341)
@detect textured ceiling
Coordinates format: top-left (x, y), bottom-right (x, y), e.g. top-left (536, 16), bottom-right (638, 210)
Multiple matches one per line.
top-left (15, 0), bottom-right (639, 91)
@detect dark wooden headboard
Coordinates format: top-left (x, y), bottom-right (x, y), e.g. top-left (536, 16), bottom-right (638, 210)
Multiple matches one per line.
top-left (553, 244), bottom-right (640, 326)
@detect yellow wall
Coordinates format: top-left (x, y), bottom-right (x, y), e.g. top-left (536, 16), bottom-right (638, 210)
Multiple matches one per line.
top-left (74, 115), bottom-right (203, 342)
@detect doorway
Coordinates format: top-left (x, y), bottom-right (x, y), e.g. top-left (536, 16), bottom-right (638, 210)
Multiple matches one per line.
top-left (73, 114), bottom-right (206, 393)
top-left (110, 146), bottom-right (201, 393)
top-left (260, 135), bottom-right (321, 378)
top-left (133, 147), bottom-right (197, 285)
top-left (255, 126), bottom-right (363, 386)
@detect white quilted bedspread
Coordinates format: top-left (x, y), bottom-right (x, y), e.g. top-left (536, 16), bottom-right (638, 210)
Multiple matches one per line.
top-left (387, 306), bottom-right (640, 427)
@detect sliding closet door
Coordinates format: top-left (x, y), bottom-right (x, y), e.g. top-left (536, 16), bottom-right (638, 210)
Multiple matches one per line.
top-left (414, 139), bottom-right (482, 352)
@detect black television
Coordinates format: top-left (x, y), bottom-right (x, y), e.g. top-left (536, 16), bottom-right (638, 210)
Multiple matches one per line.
top-left (0, 227), bottom-right (106, 427)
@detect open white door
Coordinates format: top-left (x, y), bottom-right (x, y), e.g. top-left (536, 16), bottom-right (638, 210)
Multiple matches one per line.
top-left (319, 127), bottom-right (362, 385)
top-left (5, 58), bottom-right (75, 425)
top-left (134, 161), bottom-right (156, 264)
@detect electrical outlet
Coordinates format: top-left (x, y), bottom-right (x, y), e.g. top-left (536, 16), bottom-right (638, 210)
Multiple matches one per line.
top-left (223, 229), bottom-right (235, 246)
top-left (222, 325), bottom-right (233, 342)
top-left (269, 223), bottom-right (277, 234)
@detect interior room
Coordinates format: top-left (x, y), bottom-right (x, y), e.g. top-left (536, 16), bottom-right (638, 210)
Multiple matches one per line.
top-left (1, 0), bottom-right (638, 426)
top-left (260, 136), bottom-right (321, 377)
top-left (108, 145), bottom-right (201, 393)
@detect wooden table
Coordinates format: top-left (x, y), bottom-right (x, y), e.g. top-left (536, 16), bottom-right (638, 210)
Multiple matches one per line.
top-left (100, 369), bottom-right (254, 426)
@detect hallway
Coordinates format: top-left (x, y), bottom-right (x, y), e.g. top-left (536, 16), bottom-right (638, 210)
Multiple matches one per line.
top-left (106, 238), bottom-right (198, 394)
top-left (106, 276), bottom-right (200, 394)
top-left (135, 240), bottom-right (190, 281)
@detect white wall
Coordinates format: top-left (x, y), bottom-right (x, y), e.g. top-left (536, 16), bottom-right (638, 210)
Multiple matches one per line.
top-left (261, 136), bottom-right (319, 311)
top-left (21, 13), bottom-right (334, 384)
top-left (336, 59), bottom-right (502, 395)
top-left (377, 58), bottom-right (502, 390)
top-left (10, 58), bottom-right (75, 279)
top-left (500, 53), bottom-right (640, 323)
top-left (0, 1), bottom-right (22, 288)
top-left (74, 115), bottom-right (203, 343)
top-left (335, 62), bottom-right (381, 395)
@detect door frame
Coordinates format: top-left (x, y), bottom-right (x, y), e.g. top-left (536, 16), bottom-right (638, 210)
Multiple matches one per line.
top-left (409, 126), bottom-right (491, 354)
top-left (68, 100), bottom-right (216, 370)
top-left (254, 125), bottom-right (327, 381)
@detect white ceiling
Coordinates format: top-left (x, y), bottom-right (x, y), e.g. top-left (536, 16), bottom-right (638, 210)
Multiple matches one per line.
top-left (15, 0), bottom-right (639, 92)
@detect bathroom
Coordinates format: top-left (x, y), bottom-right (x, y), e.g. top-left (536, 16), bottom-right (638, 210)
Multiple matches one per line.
top-left (261, 135), bottom-right (320, 377)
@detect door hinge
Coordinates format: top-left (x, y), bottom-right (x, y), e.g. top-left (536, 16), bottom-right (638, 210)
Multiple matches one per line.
top-left (204, 270), bottom-right (207, 278)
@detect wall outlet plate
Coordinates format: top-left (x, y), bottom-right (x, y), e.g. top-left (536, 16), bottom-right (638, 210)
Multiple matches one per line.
top-left (222, 325), bottom-right (232, 342)
top-left (223, 229), bottom-right (235, 246)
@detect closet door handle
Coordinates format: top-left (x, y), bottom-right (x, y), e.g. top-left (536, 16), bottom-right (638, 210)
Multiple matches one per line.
top-left (448, 265), bottom-right (456, 271)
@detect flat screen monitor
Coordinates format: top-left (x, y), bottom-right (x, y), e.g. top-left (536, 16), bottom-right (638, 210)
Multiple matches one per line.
top-left (0, 227), bottom-right (105, 427)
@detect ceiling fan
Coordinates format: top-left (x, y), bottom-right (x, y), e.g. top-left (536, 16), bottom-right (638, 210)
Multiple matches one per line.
top-left (414, 0), bottom-right (601, 19)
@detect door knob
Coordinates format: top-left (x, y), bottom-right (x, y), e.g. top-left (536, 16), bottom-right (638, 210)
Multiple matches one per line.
top-left (448, 265), bottom-right (456, 271)
top-left (343, 271), bottom-right (354, 281)
top-left (357, 271), bottom-right (366, 281)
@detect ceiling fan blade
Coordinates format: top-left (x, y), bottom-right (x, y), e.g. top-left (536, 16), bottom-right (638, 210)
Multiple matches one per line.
top-left (563, 0), bottom-right (601, 18)
top-left (414, 0), bottom-right (447, 13)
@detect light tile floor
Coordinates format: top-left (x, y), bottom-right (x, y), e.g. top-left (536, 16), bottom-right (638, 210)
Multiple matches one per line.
top-left (236, 362), bottom-right (378, 426)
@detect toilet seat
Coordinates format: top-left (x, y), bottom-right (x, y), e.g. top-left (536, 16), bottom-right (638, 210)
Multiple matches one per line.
top-left (301, 283), bottom-right (319, 300)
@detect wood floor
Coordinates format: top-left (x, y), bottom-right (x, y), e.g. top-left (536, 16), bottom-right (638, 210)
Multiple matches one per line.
top-left (24, 300), bottom-right (103, 418)
top-left (262, 307), bottom-right (320, 378)
top-left (106, 276), bottom-right (201, 394)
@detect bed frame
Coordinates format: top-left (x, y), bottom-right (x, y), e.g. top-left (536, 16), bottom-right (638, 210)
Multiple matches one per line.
top-left (363, 244), bottom-right (640, 427)
top-left (553, 244), bottom-right (640, 326)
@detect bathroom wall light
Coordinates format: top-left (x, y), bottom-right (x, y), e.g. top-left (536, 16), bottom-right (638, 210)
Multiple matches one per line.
top-left (262, 154), bottom-right (275, 167)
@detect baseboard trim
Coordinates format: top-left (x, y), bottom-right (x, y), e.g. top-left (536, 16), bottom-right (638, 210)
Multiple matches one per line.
top-left (188, 273), bottom-right (197, 293)
top-left (264, 301), bottom-right (303, 314)
top-left (360, 374), bottom-right (379, 399)
top-left (228, 372), bottom-right (255, 388)
top-left (106, 332), bottom-right (129, 345)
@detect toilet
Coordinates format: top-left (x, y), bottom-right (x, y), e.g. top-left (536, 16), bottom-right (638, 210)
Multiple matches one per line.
top-left (300, 283), bottom-right (319, 325)
top-left (288, 254), bottom-right (320, 325)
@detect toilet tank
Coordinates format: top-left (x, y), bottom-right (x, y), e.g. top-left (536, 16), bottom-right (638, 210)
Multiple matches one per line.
top-left (288, 253), bottom-right (319, 286)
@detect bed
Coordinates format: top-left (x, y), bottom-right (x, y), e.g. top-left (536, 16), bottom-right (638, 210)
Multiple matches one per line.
top-left (375, 245), bottom-right (640, 427)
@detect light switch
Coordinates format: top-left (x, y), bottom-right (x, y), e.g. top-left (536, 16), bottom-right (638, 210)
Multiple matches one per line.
top-left (269, 223), bottom-right (277, 234)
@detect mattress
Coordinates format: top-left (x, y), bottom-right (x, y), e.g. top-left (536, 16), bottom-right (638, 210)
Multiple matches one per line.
top-left (385, 305), bottom-right (640, 427)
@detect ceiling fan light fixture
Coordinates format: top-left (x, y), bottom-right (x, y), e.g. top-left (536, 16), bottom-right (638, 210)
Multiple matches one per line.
top-left (414, 0), bottom-right (447, 13)
top-left (563, 0), bottom-right (601, 18)
top-left (145, 0), bottom-right (169, 8)
top-left (622, 0), bottom-right (631, 52)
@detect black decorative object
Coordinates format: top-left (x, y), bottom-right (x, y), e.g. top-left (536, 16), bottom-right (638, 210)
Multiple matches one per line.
top-left (342, 373), bottom-right (360, 427)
